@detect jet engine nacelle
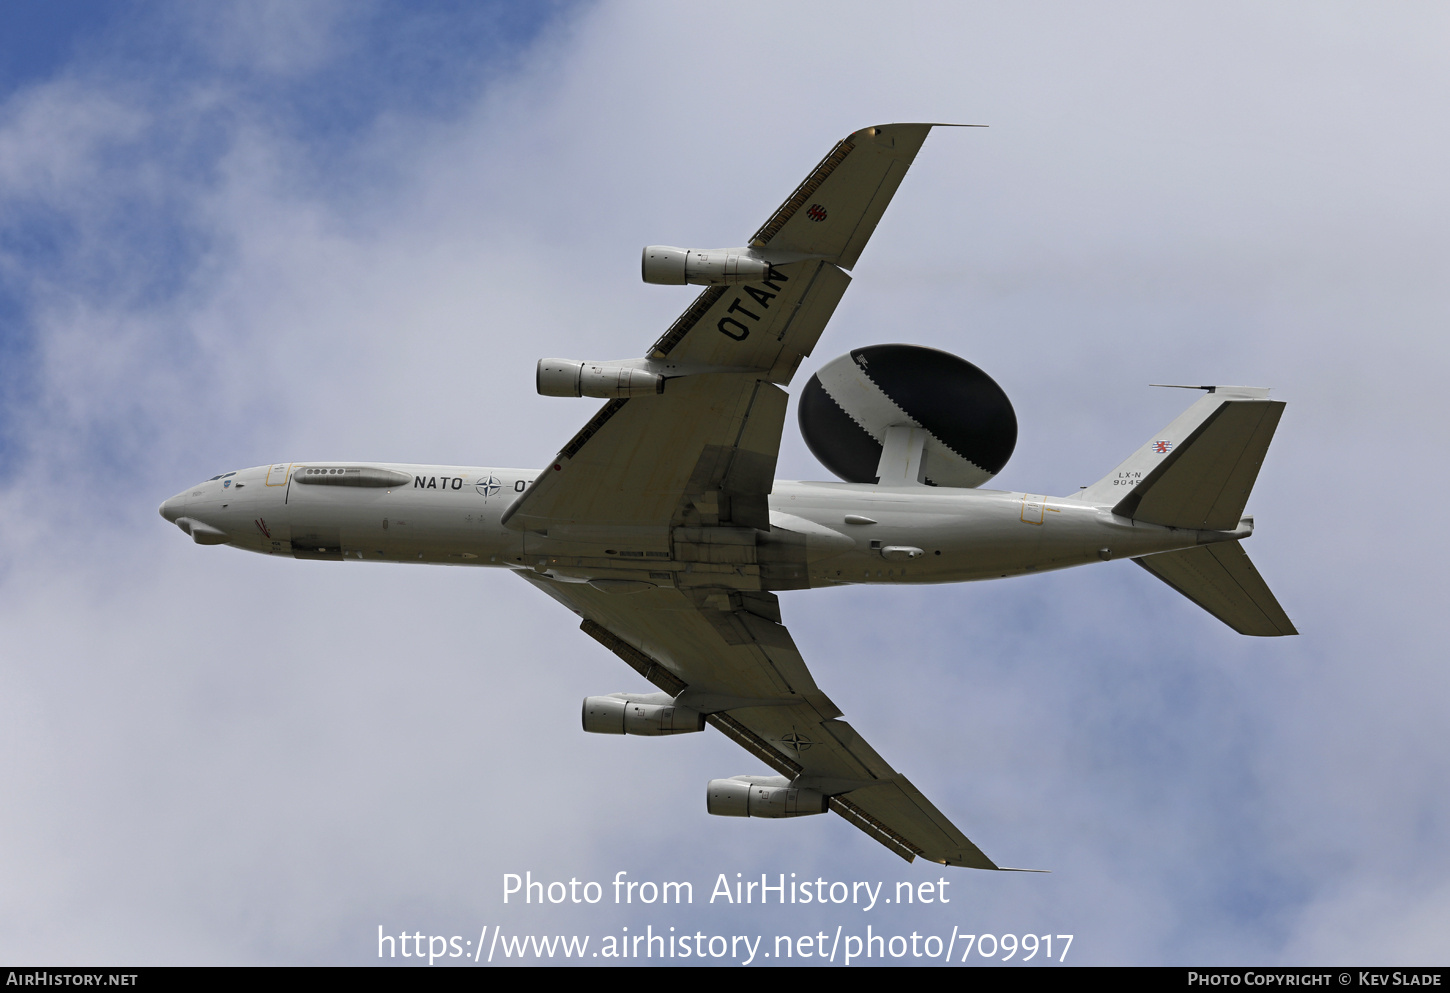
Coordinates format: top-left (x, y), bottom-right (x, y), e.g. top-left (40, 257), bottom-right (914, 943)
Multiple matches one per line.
top-left (582, 693), bottom-right (705, 736)
top-left (537, 359), bottom-right (664, 398)
top-left (706, 775), bottom-right (828, 818)
top-left (642, 246), bottom-right (772, 286)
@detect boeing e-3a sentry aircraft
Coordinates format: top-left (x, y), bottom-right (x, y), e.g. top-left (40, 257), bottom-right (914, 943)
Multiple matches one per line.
top-left (160, 124), bottom-right (1295, 870)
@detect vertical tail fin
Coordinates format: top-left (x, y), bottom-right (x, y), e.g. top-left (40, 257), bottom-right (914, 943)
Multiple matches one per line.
top-left (1076, 386), bottom-right (1283, 531)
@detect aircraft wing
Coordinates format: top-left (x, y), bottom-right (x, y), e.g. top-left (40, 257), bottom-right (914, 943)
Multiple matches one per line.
top-left (503, 123), bottom-right (938, 537)
top-left (519, 573), bottom-right (997, 868)
top-left (506, 125), bottom-right (995, 866)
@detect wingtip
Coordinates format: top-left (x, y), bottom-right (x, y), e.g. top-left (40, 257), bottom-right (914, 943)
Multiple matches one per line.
top-left (855, 123), bottom-right (988, 139)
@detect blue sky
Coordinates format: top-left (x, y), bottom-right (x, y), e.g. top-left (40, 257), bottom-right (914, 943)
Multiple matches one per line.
top-left (0, 2), bottom-right (566, 480)
top-left (1, 1), bottom-right (1448, 966)
top-left (0, 2), bottom-right (126, 94)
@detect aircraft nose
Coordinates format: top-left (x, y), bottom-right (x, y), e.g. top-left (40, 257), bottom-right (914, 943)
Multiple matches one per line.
top-left (159, 492), bottom-right (186, 523)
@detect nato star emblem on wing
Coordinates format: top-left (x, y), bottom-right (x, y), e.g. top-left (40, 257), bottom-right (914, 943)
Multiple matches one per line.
top-left (780, 731), bottom-right (814, 752)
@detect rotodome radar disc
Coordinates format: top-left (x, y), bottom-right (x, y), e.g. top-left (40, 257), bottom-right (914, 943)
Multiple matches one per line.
top-left (798, 344), bottom-right (1017, 487)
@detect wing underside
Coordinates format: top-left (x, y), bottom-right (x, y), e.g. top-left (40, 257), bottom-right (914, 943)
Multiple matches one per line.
top-left (521, 574), bottom-right (997, 868)
top-left (509, 125), bottom-right (997, 867)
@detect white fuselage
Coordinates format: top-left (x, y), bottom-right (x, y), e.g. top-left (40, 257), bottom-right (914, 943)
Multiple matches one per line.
top-left (161, 462), bottom-right (1239, 588)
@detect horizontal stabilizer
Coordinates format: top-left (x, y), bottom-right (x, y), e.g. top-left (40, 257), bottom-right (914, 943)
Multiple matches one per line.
top-left (1135, 542), bottom-right (1297, 636)
top-left (1112, 398), bottom-right (1284, 530)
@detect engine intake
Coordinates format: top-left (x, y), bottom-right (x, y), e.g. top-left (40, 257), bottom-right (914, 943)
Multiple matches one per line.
top-left (706, 775), bottom-right (827, 818)
top-left (582, 693), bottom-right (705, 736)
top-left (537, 359), bottom-right (664, 398)
top-left (642, 246), bottom-right (772, 286)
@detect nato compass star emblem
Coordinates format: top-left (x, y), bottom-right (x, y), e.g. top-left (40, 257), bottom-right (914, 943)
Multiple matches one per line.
top-left (475, 475), bottom-right (502, 499)
top-left (779, 731), bottom-right (814, 754)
